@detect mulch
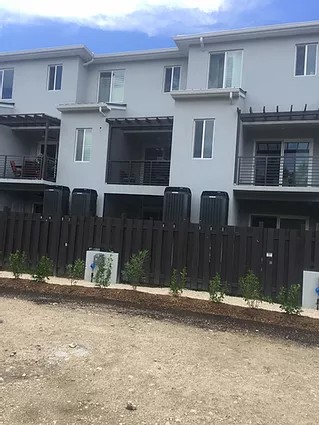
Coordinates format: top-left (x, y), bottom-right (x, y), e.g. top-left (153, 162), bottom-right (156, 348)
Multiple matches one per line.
top-left (1, 278), bottom-right (319, 345)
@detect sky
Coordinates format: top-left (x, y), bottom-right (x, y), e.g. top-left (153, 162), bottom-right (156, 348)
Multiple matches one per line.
top-left (0, 0), bottom-right (319, 54)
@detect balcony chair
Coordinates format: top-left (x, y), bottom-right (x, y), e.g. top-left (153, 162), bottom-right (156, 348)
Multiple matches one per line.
top-left (10, 160), bottom-right (22, 178)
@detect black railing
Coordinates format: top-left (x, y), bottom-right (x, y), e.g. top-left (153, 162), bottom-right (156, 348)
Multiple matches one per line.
top-left (236, 156), bottom-right (319, 187)
top-left (0, 155), bottom-right (57, 182)
top-left (107, 160), bottom-right (170, 186)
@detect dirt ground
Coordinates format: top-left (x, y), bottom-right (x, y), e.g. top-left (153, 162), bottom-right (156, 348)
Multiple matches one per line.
top-left (1, 297), bottom-right (319, 425)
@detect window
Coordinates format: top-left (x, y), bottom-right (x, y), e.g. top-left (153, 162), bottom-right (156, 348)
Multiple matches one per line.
top-left (193, 119), bottom-right (215, 159)
top-left (98, 70), bottom-right (125, 103)
top-left (295, 44), bottom-right (317, 76)
top-left (75, 129), bottom-right (92, 162)
top-left (48, 65), bottom-right (63, 90)
top-left (251, 215), bottom-right (306, 231)
top-left (0, 68), bottom-right (14, 99)
top-left (251, 215), bottom-right (277, 229)
top-left (208, 50), bottom-right (243, 89)
top-left (164, 66), bottom-right (181, 92)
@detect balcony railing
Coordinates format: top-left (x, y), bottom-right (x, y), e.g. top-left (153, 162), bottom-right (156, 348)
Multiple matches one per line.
top-left (236, 156), bottom-right (319, 187)
top-left (0, 155), bottom-right (57, 182)
top-left (107, 160), bottom-right (170, 186)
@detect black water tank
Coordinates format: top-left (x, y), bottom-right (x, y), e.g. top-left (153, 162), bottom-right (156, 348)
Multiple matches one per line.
top-left (71, 188), bottom-right (97, 216)
top-left (43, 186), bottom-right (70, 216)
top-left (199, 191), bottom-right (229, 227)
top-left (163, 187), bottom-right (191, 223)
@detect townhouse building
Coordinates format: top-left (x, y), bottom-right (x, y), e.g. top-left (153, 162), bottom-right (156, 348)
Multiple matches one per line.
top-left (1, 21), bottom-right (319, 230)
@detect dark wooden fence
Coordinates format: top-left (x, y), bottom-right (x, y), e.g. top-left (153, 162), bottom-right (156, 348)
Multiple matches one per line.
top-left (0, 212), bottom-right (318, 296)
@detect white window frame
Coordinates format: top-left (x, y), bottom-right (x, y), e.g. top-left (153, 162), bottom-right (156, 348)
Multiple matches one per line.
top-left (192, 118), bottom-right (215, 160)
top-left (0, 68), bottom-right (14, 100)
top-left (97, 69), bottom-right (125, 103)
top-left (208, 50), bottom-right (243, 89)
top-left (74, 128), bottom-right (92, 163)
top-left (163, 65), bottom-right (181, 92)
top-left (48, 64), bottom-right (63, 91)
top-left (294, 43), bottom-right (318, 77)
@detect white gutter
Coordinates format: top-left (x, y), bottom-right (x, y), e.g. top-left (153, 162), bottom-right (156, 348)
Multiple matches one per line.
top-left (99, 105), bottom-right (107, 117)
top-left (83, 57), bottom-right (95, 67)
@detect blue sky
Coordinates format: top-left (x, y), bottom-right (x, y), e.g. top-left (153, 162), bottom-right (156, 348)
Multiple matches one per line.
top-left (0, 0), bottom-right (319, 53)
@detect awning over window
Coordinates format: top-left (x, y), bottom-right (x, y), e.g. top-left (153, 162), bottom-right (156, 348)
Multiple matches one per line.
top-left (239, 106), bottom-right (319, 123)
top-left (105, 116), bottom-right (173, 128)
top-left (0, 113), bottom-right (60, 128)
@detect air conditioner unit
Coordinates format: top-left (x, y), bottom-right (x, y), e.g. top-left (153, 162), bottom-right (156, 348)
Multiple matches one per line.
top-left (163, 187), bottom-right (191, 223)
top-left (199, 191), bottom-right (229, 227)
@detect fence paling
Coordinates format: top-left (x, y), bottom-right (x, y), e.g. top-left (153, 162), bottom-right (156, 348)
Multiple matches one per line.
top-left (0, 211), bottom-right (317, 296)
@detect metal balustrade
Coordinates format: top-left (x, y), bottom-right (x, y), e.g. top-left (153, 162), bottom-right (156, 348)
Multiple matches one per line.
top-left (107, 160), bottom-right (170, 186)
top-left (236, 155), bottom-right (319, 187)
top-left (0, 155), bottom-right (57, 182)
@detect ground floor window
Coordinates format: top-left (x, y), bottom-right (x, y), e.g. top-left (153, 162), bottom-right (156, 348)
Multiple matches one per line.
top-left (251, 215), bottom-right (306, 230)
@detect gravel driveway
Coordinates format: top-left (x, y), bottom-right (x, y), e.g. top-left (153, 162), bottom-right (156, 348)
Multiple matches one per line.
top-left (1, 297), bottom-right (318, 425)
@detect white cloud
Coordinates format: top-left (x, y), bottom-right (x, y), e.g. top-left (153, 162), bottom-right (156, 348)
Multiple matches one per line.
top-left (0, 0), bottom-right (267, 34)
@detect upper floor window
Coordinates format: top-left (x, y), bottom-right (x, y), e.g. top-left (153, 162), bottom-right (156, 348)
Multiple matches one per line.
top-left (98, 70), bottom-right (125, 103)
top-left (295, 44), bottom-right (317, 76)
top-left (75, 128), bottom-right (92, 162)
top-left (0, 68), bottom-right (14, 99)
top-left (193, 119), bottom-right (215, 159)
top-left (164, 66), bottom-right (181, 92)
top-left (208, 50), bottom-right (243, 89)
top-left (48, 64), bottom-right (63, 91)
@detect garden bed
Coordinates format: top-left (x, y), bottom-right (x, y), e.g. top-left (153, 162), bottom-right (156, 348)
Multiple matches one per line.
top-left (1, 277), bottom-right (319, 345)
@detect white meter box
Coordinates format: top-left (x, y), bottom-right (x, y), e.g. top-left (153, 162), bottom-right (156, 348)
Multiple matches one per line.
top-left (85, 250), bottom-right (119, 284)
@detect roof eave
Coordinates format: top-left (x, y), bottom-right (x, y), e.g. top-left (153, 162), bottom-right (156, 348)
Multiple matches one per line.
top-left (0, 45), bottom-right (93, 63)
top-left (92, 48), bottom-right (185, 64)
top-left (174, 21), bottom-right (319, 50)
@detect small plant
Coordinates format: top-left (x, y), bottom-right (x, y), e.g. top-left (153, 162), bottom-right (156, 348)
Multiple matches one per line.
top-left (209, 273), bottom-right (228, 303)
top-left (66, 259), bottom-right (85, 285)
top-left (95, 254), bottom-right (113, 288)
top-left (169, 269), bottom-right (179, 297)
top-left (180, 267), bottom-right (187, 291)
top-left (239, 270), bottom-right (263, 308)
top-left (32, 256), bottom-right (53, 283)
top-left (9, 250), bottom-right (27, 279)
top-left (278, 284), bottom-right (302, 315)
top-left (122, 250), bottom-right (148, 290)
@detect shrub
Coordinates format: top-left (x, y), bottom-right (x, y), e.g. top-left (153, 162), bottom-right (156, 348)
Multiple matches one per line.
top-left (180, 267), bottom-right (187, 291)
top-left (95, 254), bottom-right (113, 288)
top-left (9, 250), bottom-right (27, 279)
top-left (66, 259), bottom-right (85, 285)
top-left (239, 270), bottom-right (263, 308)
top-left (278, 284), bottom-right (302, 315)
top-left (32, 256), bottom-right (53, 283)
top-left (169, 269), bottom-right (180, 297)
top-left (122, 250), bottom-right (148, 290)
top-left (209, 273), bottom-right (228, 303)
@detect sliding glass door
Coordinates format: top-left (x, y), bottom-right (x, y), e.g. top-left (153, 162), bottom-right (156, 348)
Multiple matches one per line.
top-left (282, 142), bottom-right (309, 186)
top-left (255, 142), bottom-right (281, 186)
top-left (255, 141), bottom-right (310, 187)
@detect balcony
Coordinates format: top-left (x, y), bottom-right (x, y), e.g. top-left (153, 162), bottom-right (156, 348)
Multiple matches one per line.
top-left (0, 155), bottom-right (57, 182)
top-left (107, 160), bottom-right (170, 186)
top-left (236, 156), bottom-right (319, 188)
